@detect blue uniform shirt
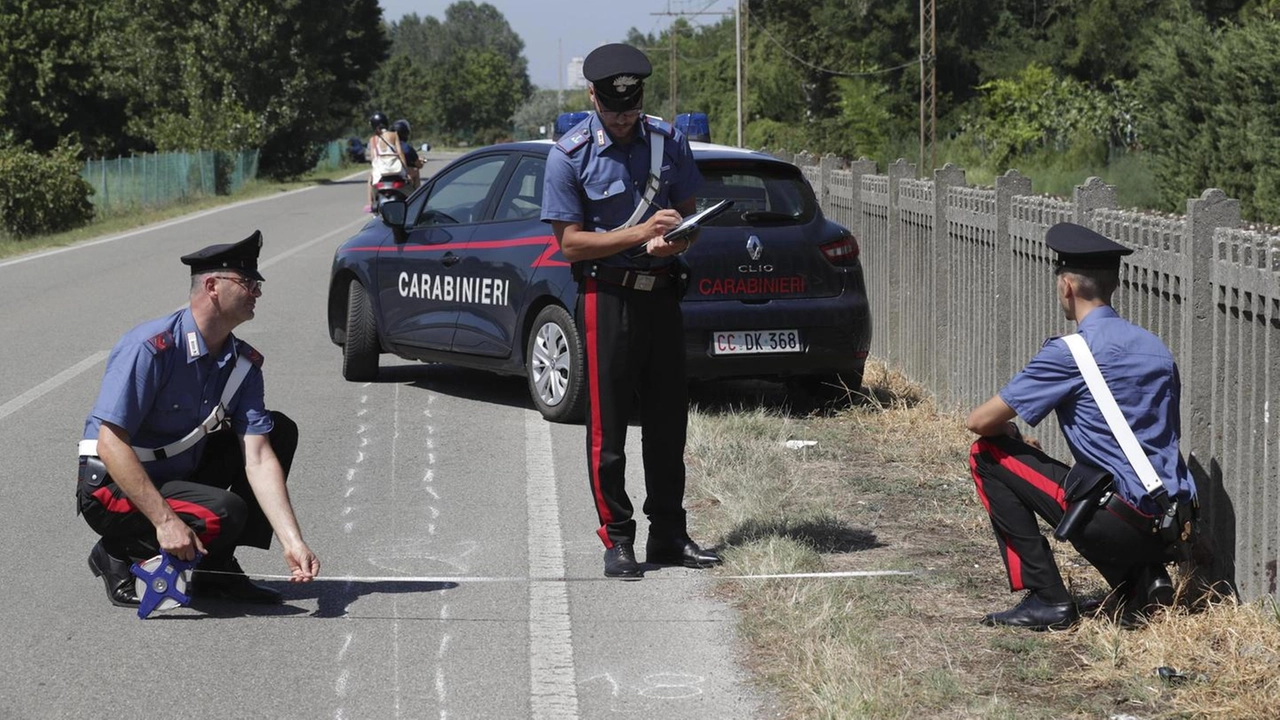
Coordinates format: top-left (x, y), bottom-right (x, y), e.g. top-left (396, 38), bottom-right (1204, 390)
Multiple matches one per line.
top-left (999, 305), bottom-right (1196, 511)
top-left (82, 308), bottom-right (272, 484)
top-left (541, 113), bottom-right (702, 271)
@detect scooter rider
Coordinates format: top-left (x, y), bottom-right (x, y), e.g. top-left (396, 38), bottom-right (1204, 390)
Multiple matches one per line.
top-left (366, 111), bottom-right (409, 212)
top-left (392, 118), bottom-right (424, 189)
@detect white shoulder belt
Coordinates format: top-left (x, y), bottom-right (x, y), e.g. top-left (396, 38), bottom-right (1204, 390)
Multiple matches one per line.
top-left (1060, 333), bottom-right (1168, 499)
top-left (78, 354), bottom-right (253, 462)
top-left (612, 124), bottom-right (665, 231)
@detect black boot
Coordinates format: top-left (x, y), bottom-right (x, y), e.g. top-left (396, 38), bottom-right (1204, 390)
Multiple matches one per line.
top-left (603, 544), bottom-right (643, 579)
top-left (645, 536), bottom-right (721, 569)
top-left (192, 555), bottom-right (282, 604)
top-left (1126, 563), bottom-right (1175, 617)
top-left (88, 540), bottom-right (139, 608)
top-left (981, 591), bottom-right (1079, 631)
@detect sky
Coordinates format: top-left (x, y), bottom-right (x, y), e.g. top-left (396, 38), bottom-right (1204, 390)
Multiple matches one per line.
top-left (378, 0), bottom-right (739, 90)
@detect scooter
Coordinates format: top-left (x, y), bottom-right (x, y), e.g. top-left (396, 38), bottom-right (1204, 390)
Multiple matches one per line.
top-left (372, 174), bottom-right (408, 214)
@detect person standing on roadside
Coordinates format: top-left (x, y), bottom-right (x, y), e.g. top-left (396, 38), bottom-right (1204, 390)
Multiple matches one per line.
top-left (965, 222), bottom-right (1197, 630)
top-left (540, 43), bottom-right (720, 579)
top-left (78, 231), bottom-right (320, 608)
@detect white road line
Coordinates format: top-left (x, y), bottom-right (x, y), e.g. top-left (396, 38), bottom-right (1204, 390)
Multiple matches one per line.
top-left (0, 351), bottom-right (109, 423)
top-left (525, 410), bottom-right (579, 719)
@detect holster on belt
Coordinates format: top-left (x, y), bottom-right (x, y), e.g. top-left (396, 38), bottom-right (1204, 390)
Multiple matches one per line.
top-left (76, 455), bottom-right (109, 516)
top-left (1053, 460), bottom-right (1113, 542)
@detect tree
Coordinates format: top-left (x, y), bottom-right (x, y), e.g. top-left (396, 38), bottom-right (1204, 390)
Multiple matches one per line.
top-left (375, 2), bottom-right (532, 143)
top-left (1135, 8), bottom-right (1280, 220)
top-left (97, 0), bottom-right (386, 178)
top-left (0, 1), bottom-right (136, 156)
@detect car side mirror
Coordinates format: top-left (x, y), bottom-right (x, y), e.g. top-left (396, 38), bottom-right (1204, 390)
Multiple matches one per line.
top-left (379, 199), bottom-right (408, 243)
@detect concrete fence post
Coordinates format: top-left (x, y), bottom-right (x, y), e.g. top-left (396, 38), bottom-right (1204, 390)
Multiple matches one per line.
top-left (932, 164), bottom-right (967, 399)
top-left (887, 158), bottom-right (916, 365)
top-left (848, 158), bottom-right (878, 243)
top-left (1072, 176), bottom-right (1117, 226)
top-left (995, 170), bottom-right (1033, 384)
top-left (1183, 189), bottom-right (1241, 589)
top-left (819, 153), bottom-right (841, 210)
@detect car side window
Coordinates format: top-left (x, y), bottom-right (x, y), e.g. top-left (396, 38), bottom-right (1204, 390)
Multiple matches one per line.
top-left (494, 156), bottom-right (546, 221)
top-left (411, 155), bottom-right (508, 228)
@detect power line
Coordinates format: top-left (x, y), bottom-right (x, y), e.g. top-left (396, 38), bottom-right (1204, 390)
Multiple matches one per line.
top-left (748, 13), bottom-right (921, 78)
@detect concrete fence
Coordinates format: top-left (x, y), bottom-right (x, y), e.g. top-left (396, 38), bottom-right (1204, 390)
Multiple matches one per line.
top-left (776, 150), bottom-right (1279, 603)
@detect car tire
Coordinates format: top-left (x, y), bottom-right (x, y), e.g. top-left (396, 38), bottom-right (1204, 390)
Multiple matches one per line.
top-left (342, 279), bottom-right (380, 381)
top-left (526, 305), bottom-right (586, 423)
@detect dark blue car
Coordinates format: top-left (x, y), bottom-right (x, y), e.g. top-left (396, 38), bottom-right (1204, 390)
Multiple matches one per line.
top-left (328, 139), bottom-right (871, 422)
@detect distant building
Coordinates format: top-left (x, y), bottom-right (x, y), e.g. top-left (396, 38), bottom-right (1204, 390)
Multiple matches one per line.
top-left (566, 57), bottom-right (586, 89)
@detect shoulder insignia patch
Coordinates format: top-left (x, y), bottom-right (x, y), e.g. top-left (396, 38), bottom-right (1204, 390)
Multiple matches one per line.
top-left (237, 339), bottom-right (265, 367)
top-left (556, 131), bottom-right (590, 156)
top-left (146, 331), bottom-right (175, 355)
top-left (645, 116), bottom-right (674, 138)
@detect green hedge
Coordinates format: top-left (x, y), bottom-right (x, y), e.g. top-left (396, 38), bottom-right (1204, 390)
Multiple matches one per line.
top-left (0, 143), bottom-right (96, 238)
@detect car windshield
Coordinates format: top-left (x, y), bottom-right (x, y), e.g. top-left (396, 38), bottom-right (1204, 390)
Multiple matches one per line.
top-left (693, 162), bottom-right (816, 226)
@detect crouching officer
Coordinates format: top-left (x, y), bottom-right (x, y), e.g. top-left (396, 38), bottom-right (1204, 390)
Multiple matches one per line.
top-left (965, 223), bottom-right (1197, 630)
top-left (78, 231), bottom-right (320, 608)
top-left (540, 43), bottom-right (721, 578)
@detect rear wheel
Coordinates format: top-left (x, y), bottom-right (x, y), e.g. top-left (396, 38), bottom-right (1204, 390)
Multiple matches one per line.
top-left (342, 279), bottom-right (380, 381)
top-left (526, 305), bottom-right (586, 423)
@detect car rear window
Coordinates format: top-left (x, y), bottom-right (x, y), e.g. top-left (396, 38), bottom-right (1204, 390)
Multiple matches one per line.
top-left (693, 162), bottom-right (817, 226)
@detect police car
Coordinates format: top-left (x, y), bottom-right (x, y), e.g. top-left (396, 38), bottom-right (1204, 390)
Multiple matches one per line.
top-left (327, 130), bottom-right (872, 422)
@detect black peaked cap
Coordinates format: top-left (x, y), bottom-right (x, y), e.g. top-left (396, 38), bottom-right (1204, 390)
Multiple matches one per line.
top-left (584, 43), bottom-right (651, 110)
top-left (1045, 222), bottom-right (1132, 271)
top-left (180, 230), bottom-right (265, 281)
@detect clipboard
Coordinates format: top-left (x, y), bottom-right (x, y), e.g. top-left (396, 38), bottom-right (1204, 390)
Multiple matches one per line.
top-left (664, 199), bottom-right (735, 242)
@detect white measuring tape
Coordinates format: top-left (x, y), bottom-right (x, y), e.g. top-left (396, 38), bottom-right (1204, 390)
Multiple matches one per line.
top-left (194, 569), bottom-right (916, 584)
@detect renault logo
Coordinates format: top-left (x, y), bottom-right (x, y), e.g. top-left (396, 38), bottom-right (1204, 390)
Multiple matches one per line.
top-left (746, 235), bottom-right (763, 261)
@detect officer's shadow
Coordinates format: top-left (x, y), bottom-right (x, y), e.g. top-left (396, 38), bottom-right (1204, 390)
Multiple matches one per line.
top-left (179, 579), bottom-right (458, 619)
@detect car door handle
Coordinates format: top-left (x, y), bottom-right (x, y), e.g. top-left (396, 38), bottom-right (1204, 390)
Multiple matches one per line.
top-left (441, 252), bottom-right (461, 267)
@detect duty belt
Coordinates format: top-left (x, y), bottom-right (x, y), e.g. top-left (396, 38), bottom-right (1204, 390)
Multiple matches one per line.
top-left (1100, 491), bottom-right (1158, 536)
top-left (585, 263), bottom-right (681, 291)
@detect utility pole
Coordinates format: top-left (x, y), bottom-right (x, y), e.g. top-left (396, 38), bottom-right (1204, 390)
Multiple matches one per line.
top-left (651, 2), bottom-right (738, 142)
top-left (735, 1), bottom-right (742, 147)
top-left (670, 31), bottom-right (678, 120)
top-left (919, 0), bottom-right (937, 174)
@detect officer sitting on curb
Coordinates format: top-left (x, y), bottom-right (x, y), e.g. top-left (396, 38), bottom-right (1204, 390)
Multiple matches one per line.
top-left (78, 231), bottom-right (320, 608)
top-left (540, 43), bottom-right (721, 579)
top-left (965, 222), bottom-right (1198, 630)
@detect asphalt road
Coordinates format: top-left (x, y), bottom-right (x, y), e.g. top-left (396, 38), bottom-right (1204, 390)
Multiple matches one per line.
top-left (0, 160), bottom-right (768, 719)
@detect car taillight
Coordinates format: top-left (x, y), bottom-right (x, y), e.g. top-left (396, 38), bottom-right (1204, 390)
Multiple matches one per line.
top-left (820, 233), bottom-right (860, 266)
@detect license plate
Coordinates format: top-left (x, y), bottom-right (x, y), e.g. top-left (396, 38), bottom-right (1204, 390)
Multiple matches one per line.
top-left (711, 329), bottom-right (803, 355)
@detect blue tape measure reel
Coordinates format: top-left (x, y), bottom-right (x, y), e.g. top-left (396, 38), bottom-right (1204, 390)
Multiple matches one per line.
top-left (130, 551), bottom-right (201, 619)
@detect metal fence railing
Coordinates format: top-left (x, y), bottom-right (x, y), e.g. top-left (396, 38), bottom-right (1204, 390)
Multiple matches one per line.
top-left (773, 150), bottom-right (1279, 603)
top-left (80, 140), bottom-right (346, 215)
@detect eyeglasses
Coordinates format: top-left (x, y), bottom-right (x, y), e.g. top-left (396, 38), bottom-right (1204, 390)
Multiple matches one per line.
top-left (599, 107), bottom-right (644, 121)
top-left (214, 275), bottom-right (263, 292)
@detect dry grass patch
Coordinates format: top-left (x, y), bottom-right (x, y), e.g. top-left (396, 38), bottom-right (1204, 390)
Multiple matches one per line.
top-left (688, 359), bottom-right (1280, 719)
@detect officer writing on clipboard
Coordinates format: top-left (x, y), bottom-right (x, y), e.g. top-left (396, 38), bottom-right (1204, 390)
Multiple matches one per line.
top-left (541, 43), bottom-right (722, 578)
top-left (965, 223), bottom-right (1197, 630)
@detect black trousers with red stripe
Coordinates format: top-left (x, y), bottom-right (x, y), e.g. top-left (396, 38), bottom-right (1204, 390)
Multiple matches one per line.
top-left (77, 411), bottom-right (298, 561)
top-left (578, 278), bottom-right (688, 548)
top-left (968, 434), bottom-right (1168, 594)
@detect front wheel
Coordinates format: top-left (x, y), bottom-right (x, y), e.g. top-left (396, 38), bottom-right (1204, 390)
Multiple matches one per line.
top-left (526, 305), bottom-right (586, 423)
top-left (342, 279), bottom-right (380, 381)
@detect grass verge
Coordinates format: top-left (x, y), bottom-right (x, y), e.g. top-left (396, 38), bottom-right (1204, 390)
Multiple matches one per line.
top-left (687, 360), bottom-right (1280, 719)
top-left (0, 164), bottom-right (364, 261)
